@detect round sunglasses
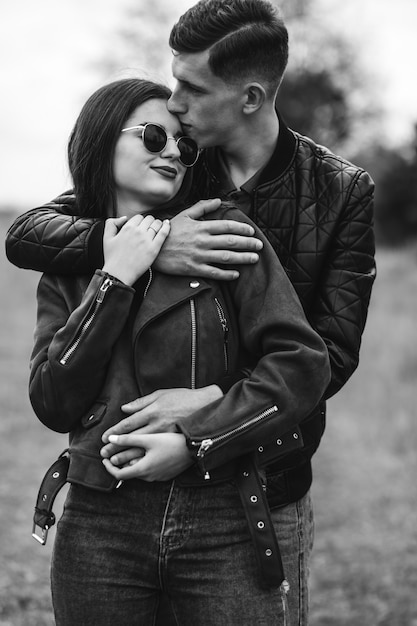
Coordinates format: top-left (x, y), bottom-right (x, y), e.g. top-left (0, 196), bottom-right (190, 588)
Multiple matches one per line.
top-left (121, 122), bottom-right (200, 168)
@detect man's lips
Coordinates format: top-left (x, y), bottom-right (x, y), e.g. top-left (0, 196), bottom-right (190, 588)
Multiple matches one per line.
top-left (180, 121), bottom-right (192, 134)
top-left (152, 166), bottom-right (178, 179)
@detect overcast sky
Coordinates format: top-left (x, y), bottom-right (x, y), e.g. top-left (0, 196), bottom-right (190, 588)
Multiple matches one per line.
top-left (1, 0), bottom-right (416, 209)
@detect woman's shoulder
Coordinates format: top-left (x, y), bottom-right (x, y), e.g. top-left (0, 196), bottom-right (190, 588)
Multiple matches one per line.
top-left (203, 202), bottom-right (257, 229)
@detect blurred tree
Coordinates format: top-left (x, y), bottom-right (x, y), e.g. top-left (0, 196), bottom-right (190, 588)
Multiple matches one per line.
top-left (274, 0), bottom-right (313, 19)
top-left (98, 0), bottom-right (187, 84)
top-left (275, 0), bottom-right (380, 152)
top-left (355, 130), bottom-right (417, 245)
top-left (278, 68), bottom-right (351, 149)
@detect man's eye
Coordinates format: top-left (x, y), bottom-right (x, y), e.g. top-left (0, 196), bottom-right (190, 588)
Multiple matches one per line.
top-left (186, 84), bottom-right (201, 95)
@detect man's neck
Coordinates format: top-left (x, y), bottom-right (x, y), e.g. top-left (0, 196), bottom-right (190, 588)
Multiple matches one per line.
top-left (221, 112), bottom-right (279, 189)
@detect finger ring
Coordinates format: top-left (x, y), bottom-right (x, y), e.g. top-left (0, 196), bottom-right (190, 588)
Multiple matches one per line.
top-left (148, 225), bottom-right (158, 233)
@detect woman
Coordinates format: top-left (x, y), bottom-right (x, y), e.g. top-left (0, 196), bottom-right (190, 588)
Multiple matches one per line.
top-left (29, 78), bottom-right (330, 625)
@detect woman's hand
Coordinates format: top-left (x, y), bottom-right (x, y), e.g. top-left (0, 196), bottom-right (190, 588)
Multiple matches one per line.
top-left (100, 386), bottom-right (223, 465)
top-left (102, 214), bottom-right (170, 286)
top-left (102, 432), bottom-right (193, 482)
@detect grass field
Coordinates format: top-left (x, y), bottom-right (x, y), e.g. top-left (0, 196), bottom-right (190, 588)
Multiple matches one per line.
top-left (1, 211), bottom-right (416, 625)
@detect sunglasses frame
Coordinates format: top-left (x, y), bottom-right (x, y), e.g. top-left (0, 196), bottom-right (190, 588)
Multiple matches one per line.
top-left (121, 122), bottom-right (199, 168)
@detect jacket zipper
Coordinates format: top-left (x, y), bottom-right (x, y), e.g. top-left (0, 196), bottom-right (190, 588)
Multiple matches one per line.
top-left (214, 297), bottom-right (229, 374)
top-left (143, 268), bottom-right (152, 298)
top-left (192, 404), bottom-right (279, 479)
top-left (190, 298), bottom-right (197, 389)
top-left (59, 277), bottom-right (113, 365)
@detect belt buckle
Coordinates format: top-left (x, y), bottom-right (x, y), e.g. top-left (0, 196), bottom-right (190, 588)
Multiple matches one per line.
top-left (32, 521), bottom-right (49, 545)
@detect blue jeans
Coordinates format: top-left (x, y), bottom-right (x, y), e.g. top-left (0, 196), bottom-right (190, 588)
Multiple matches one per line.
top-left (51, 479), bottom-right (313, 625)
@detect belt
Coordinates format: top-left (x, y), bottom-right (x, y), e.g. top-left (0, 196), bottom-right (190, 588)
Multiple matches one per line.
top-left (32, 450), bottom-right (287, 588)
top-left (235, 453), bottom-right (285, 588)
top-left (32, 450), bottom-right (70, 545)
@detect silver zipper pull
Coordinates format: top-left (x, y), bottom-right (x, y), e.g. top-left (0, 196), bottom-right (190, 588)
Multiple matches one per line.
top-left (215, 299), bottom-right (229, 334)
top-left (191, 439), bottom-right (213, 481)
top-left (97, 278), bottom-right (113, 303)
top-left (219, 313), bottom-right (228, 334)
top-left (196, 438), bottom-right (213, 458)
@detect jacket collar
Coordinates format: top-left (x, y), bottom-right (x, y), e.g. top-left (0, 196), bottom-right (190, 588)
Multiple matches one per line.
top-left (258, 113), bottom-right (297, 186)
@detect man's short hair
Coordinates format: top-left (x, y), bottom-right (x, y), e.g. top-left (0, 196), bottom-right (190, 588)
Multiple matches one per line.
top-left (169, 0), bottom-right (288, 95)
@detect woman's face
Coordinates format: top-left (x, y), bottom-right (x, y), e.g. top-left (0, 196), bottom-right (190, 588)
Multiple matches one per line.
top-left (113, 98), bottom-right (187, 217)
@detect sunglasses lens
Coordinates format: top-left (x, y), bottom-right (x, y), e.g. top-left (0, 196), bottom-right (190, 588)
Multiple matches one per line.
top-left (177, 137), bottom-right (199, 167)
top-left (142, 124), bottom-right (167, 153)
top-left (141, 124), bottom-right (198, 167)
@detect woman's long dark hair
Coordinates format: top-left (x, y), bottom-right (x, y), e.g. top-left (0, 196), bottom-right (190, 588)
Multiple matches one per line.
top-left (68, 78), bottom-right (174, 218)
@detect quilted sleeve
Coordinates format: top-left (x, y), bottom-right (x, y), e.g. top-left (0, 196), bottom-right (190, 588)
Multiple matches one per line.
top-left (5, 193), bottom-right (104, 274)
top-left (313, 169), bottom-right (376, 399)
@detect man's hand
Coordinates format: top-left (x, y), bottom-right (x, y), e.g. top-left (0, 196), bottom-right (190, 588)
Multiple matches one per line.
top-left (154, 198), bottom-right (263, 280)
top-left (100, 386), bottom-right (222, 465)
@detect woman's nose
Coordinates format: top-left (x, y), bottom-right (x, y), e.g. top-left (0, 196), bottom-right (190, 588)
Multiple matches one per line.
top-left (161, 137), bottom-right (182, 160)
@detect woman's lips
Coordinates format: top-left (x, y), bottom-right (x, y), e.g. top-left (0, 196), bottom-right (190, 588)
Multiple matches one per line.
top-left (152, 166), bottom-right (178, 179)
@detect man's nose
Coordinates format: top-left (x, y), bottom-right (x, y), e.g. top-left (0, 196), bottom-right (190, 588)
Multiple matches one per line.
top-left (167, 89), bottom-right (185, 114)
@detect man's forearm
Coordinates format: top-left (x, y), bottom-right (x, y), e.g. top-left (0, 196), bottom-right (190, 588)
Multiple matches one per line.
top-left (6, 207), bottom-right (104, 274)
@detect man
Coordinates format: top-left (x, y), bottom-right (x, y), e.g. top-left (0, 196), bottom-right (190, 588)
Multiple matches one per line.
top-left (6, 0), bottom-right (375, 623)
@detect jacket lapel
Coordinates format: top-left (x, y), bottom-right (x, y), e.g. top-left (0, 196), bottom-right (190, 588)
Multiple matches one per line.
top-left (132, 272), bottom-right (211, 340)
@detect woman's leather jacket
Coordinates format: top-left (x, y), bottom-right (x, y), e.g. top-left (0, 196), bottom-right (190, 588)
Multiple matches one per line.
top-left (29, 208), bottom-right (330, 494)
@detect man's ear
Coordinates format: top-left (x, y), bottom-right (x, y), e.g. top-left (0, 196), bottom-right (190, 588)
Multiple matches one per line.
top-left (242, 82), bottom-right (267, 114)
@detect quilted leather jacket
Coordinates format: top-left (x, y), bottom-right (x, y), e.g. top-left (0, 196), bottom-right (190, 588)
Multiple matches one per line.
top-left (191, 121), bottom-right (376, 400)
top-left (29, 206), bottom-right (330, 498)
